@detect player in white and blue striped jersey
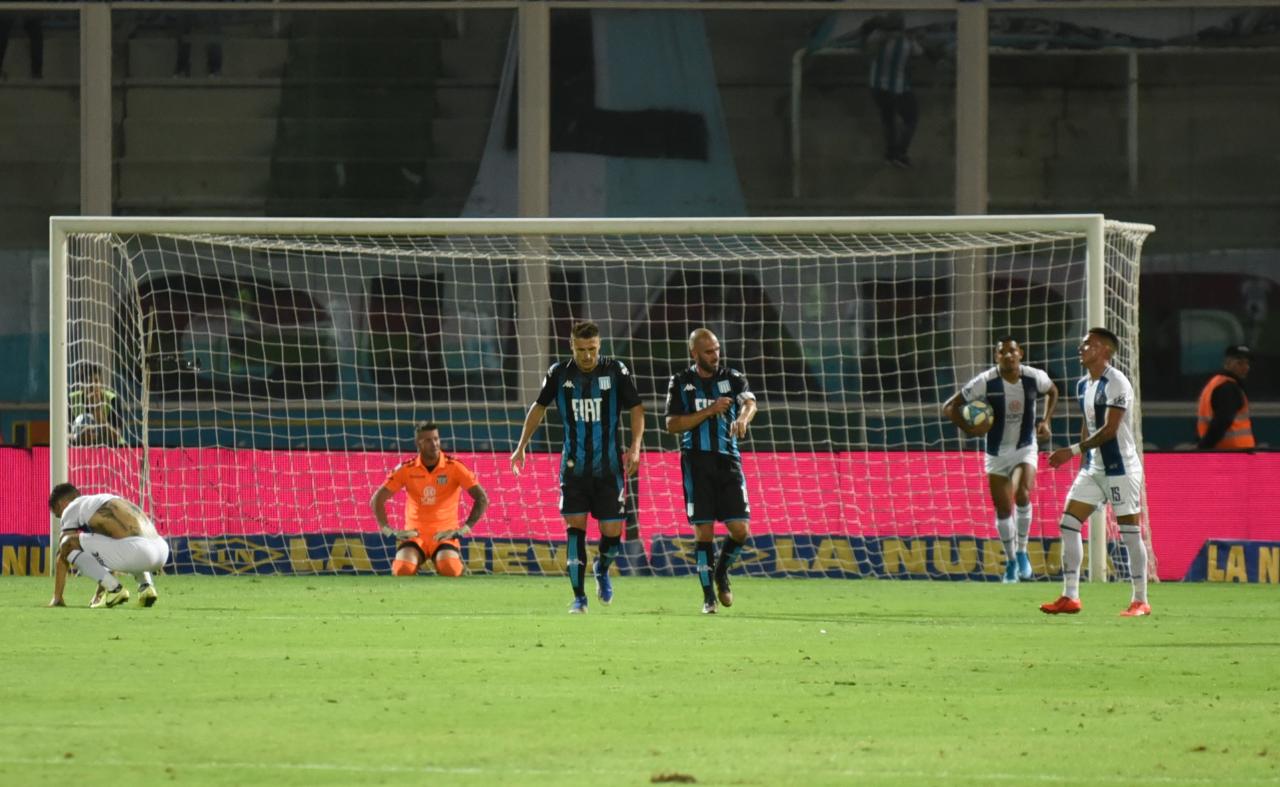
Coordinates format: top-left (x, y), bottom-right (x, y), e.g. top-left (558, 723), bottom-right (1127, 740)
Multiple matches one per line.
top-left (1042, 327), bottom-right (1151, 617)
top-left (944, 336), bottom-right (1059, 583)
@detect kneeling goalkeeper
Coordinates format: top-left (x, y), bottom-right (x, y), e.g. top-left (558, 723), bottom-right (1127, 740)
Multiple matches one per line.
top-left (371, 421), bottom-right (489, 577)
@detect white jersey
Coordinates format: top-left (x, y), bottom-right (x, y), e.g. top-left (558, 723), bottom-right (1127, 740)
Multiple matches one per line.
top-left (961, 365), bottom-right (1054, 456)
top-left (60, 493), bottom-right (161, 539)
top-left (1076, 364), bottom-right (1142, 476)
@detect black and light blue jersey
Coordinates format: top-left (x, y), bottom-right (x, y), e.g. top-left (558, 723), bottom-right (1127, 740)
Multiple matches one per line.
top-left (535, 356), bottom-right (642, 479)
top-left (664, 366), bottom-right (755, 457)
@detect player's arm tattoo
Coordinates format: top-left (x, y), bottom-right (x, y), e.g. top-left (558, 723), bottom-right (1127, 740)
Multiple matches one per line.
top-left (1078, 406), bottom-right (1124, 452)
top-left (91, 501), bottom-right (143, 538)
top-left (464, 484), bottom-right (489, 528)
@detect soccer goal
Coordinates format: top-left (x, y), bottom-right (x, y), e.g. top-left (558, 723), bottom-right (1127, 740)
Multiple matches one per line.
top-left (50, 215), bottom-right (1154, 580)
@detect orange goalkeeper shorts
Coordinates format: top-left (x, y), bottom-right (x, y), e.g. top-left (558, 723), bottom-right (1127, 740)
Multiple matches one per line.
top-left (399, 531), bottom-right (461, 560)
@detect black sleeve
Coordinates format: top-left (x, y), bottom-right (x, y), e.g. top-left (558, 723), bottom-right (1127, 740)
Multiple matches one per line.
top-left (534, 363), bottom-right (561, 407)
top-left (664, 373), bottom-right (688, 418)
top-left (1198, 382), bottom-right (1244, 449)
top-left (614, 361), bottom-right (642, 410)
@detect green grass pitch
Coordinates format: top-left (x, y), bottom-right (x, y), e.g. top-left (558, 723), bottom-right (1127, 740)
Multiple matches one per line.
top-left (2, 575), bottom-right (1278, 786)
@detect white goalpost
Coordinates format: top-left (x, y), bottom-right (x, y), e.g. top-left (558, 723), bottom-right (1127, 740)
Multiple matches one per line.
top-left (49, 215), bottom-right (1153, 581)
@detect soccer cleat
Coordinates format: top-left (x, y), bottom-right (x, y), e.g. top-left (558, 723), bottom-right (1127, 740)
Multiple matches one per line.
top-left (1120, 601), bottom-right (1152, 617)
top-left (568, 596), bottom-right (588, 615)
top-left (88, 587), bottom-right (107, 608)
top-left (137, 583), bottom-right (158, 608)
top-left (102, 584), bottom-right (130, 608)
top-left (1017, 551), bottom-right (1034, 580)
top-left (1039, 595), bottom-right (1082, 615)
top-left (592, 558), bottom-right (613, 605)
top-left (701, 600), bottom-right (717, 615)
top-left (1002, 559), bottom-right (1019, 584)
top-left (714, 574), bottom-right (733, 607)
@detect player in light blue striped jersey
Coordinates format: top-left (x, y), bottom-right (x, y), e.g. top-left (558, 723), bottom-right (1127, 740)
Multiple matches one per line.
top-left (664, 328), bottom-right (758, 614)
top-left (510, 321), bottom-right (644, 614)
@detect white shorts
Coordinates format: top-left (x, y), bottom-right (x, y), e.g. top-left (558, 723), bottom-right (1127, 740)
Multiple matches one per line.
top-left (80, 533), bottom-right (170, 573)
top-left (984, 444), bottom-right (1038, 477)
top-left (1065, 465), bottom-right (1145, 517)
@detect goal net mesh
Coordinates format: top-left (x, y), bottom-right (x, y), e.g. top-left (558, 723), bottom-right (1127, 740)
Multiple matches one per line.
top-left (59, 220), bottom-right (1153, 579)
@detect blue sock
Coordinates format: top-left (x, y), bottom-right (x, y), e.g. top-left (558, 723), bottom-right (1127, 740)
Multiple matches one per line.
top-left (695, 541), bottom-right (715, 603)
top-left (715, 536), bottom-right (746, 581)
top-left (566, 528), bottom-right (587, 598)
top-left (597, 534), bottom-right (621, 573)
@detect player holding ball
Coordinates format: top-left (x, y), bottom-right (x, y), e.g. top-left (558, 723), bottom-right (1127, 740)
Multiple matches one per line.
top-left (943, 336), bottom-right (1058, 583)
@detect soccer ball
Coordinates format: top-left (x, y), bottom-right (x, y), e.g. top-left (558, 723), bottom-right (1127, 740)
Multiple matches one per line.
top-left (71, 413), bottom-right (96, 439)
top-left (962, 401), bottom-right (993, 429)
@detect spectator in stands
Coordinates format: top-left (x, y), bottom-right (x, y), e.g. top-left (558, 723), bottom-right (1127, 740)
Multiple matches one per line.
top-left (174, 13), bottom-right (222, 78)
top-left (862, 11), bottom-right (923, 168)
top-left (1196, 344), bottom-right (1255, 450)
top-left (70, 365), bottom-right (125, 447)
top-left (0, 13), bottom-right (43, 79)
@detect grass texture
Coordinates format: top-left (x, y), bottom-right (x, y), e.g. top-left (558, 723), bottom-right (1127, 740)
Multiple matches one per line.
top-left (2, 575), bottom-right (1278, 786)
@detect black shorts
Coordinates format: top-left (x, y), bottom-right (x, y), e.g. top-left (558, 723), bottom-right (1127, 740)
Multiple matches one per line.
top-left (680, 452), bottom-right (750, 525)
top-left (559, 473), bottom-right (626, 522)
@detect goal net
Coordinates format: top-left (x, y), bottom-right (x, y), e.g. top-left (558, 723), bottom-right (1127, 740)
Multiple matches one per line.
top-left (51, 216), bottom-right (1154, 580)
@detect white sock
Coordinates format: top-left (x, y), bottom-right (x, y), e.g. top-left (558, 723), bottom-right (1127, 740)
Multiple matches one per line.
top-left (1015, 503), bottom-right (1033, 551)
top-left (996, 515), bottom-right (1016, 562)
top-left (1059, 515), bottom-right (1083, 599)
top-left (133, 571), bottom-right (154, 587)
top-left (71, 549), bottom-right (122, 590)
top-left (1119, 525), bottom-right (1148, 603)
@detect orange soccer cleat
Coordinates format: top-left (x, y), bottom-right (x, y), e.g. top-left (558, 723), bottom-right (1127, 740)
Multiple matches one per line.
top-left (1039, 596), bottom-right (1082, 615)
top-left (1120, 601), bottom-right (1152, 617)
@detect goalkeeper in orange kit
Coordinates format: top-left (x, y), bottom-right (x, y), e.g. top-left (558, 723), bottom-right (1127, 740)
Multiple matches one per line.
top-left (370, 422), bottom-right (489, 577)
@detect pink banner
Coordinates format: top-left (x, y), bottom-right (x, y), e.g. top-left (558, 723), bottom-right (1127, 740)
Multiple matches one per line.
top-left (6, 447), bottom-right (1279, 580)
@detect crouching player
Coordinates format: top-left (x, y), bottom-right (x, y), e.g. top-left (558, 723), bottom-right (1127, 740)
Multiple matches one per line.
top-left (371, 421), bottom-right (489, 577)
top-left (47, 483), bottom-right (170, 608)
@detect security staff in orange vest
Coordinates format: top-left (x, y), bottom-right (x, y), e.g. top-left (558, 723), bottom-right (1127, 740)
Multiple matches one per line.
top-left (1197, 344), bottom-right (1255, 450)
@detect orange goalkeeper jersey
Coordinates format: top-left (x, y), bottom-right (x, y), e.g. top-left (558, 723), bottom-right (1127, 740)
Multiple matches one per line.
top-left (383, 455), bottom-right (479, 535)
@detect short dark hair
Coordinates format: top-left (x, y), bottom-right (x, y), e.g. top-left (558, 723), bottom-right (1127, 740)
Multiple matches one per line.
top-left (996, 335), bottom-right (1020, 347)
top-left (1224, 344), bottom-right (1253, 361)
top-left (415, 421), bottom-right (440, 434)
top-left (48, 482), bottom-right (79, 512)
top-left (1088, 327), bottom-right (1121, 353)
top-left (571, 321), bottom-right (600, 341)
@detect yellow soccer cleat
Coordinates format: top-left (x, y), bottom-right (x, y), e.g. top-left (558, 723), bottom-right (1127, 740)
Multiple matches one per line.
top-left (102, 585), bottom-right (130, 608)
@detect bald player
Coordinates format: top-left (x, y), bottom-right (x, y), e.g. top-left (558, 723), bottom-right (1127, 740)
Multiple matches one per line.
top-left (664, 328), bottom-right (758, 614)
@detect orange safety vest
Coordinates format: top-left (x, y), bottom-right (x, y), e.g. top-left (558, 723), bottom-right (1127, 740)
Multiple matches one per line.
top-left (1197, 374), bottom-right (1255, 449)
